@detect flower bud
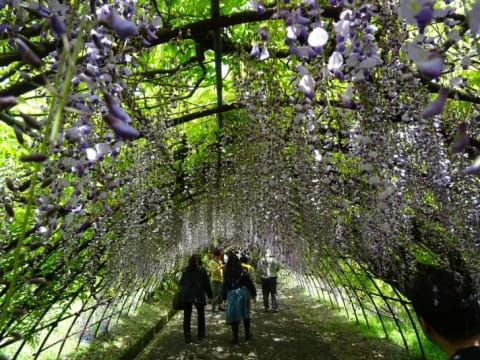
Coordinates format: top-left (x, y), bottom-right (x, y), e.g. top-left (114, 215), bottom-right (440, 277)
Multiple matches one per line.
top-left (49, 14), bottom-right (66, 37)
top-left (103, 113), bottom-right (140, 139)
top-left (100, 10), bottom-right (138, 41)
top-left (15, 38), bottom-right (43, 68)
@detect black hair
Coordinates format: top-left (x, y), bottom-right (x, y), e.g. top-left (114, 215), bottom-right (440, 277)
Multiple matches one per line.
top-left (213, 248), bottom-right (222, 257)
top-left (186, 254), bottom-right (201, 272)
top-left (225, 253), bottom-right (242, 278)
top-left (408, 264), bottom-right (480, 341)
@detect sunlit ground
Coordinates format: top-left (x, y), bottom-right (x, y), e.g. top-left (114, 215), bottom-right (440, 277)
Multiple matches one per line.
top-left (135, 285), bottom-right (418, 360)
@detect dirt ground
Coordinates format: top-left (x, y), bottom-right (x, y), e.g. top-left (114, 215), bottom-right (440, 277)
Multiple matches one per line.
top-left (135, 284), bottom-right (419, 360)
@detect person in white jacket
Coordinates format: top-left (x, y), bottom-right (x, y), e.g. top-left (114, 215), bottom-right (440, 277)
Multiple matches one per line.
top-left (258, 249), bottom-right (281, 312)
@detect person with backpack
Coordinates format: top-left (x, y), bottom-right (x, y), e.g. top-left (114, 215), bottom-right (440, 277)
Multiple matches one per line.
top-left (179, 254), bottom-right (213, 343)
top-left (222, 253), bottom-right (257, 344)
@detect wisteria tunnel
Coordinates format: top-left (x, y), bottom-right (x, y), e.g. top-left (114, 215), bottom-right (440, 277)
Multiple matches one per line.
top-left (1, 0), bottom-right (480, 358)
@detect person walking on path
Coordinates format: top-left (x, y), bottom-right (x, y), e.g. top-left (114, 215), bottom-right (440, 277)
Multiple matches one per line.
top-left (209, 248), bottom-right (225, 312)
top-left (223, 253), bottom-right (257, 345)
top-left (408, 264), bottom-right (480, 359)
top-left (179, 254), bottom-right (213, 344)
top-left (240, 254), bottom-right (255, 279)
top-left (259, 248), bottom-right (281, 312)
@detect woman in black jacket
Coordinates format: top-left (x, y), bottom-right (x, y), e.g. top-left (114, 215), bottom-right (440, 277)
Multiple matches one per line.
top-left (179, 254), bottom-right (213, 343)
top-left (223, 253), bottom-right (257, 344)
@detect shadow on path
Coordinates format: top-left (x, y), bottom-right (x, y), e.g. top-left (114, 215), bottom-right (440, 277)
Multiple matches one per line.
top-left (136, 287), bottom-right (336, 360)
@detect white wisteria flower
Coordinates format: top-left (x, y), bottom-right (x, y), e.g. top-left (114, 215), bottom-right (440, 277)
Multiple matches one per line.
top-left (299, 74), bottom-right (316, 99)
top-left (465, 155), bottom-right (480, 175)
top-left (308, 26), bottom-right (328, 48)
top-left (328, 51), bottom-right (343, 71)
top-left (286, 25), bottom-right (298, 40)
top-left (358, 55), bottom-right (383, 69)
top-left (333, 19), bottom-right (350, 37)
top-left (260, 45), bottom-right (270, 60)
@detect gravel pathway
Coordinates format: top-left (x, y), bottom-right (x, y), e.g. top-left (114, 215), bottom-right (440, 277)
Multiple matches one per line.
top-left (135, 284), bottom-right (417, 360)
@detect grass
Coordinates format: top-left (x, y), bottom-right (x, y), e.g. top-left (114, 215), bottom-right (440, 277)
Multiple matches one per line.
top-left (69, 292), bottom-right (174, 360)
top-left (284, 281), bottom-right (448, 360)
top-left (1, 290), bottom-right (175, 360)
top-left (1, 277), bottom-right (449, 360)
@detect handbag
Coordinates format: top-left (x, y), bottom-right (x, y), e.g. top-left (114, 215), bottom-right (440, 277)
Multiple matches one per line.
top-left (172, 287), bottom-right (184, 310)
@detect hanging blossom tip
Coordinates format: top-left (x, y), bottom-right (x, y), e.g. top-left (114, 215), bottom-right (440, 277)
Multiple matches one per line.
top-left (14, 38), bottom-right (43, 68)
top-left (407, 43), bottom-right (444, 80)
top-left (49, 14), bottom-right (66, 37)
top-left (451, 122), bottom-right (469, 155)
top-left (103, 113), bottom-right (140, 140)
top-left (421, 86), bottom-right (448, 118)
top-left (99, 8), bottom-right (138, 41)
top-left (469, 0), bottom-right (480, 36)
top-left (414, 4), bottom-right (434, 34)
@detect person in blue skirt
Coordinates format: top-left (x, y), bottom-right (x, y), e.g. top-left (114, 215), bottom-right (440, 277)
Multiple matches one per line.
top-left (222, 253), bottom-right (257, 344)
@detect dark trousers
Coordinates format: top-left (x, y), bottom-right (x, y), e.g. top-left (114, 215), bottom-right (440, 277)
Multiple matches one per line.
top-left (261, 277), bottom-right (278, 309)
top-left (231, 318), bottom-right (251, 342)
top-left (183, 302), bottom-right (205, 342)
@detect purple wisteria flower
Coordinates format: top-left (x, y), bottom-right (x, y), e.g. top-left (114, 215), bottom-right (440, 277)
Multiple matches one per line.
top-left (399, 0), bottom-right (434, 32)
top-left (340, 85), bottom-right (354, 108)
top-left (421, 86), bottom-right (448, 117)
top-left (451, 122), bottom-right (469, 154)
top-left (469, 0), bottom-right (480, 35)
top-left (104, 93), bottom-right (132, 124)
top-left (255, 26), bottom-right (269, 41)
top-left (250, 43), bottom-right (260, 57)
top-left (15, 38), bottom-right (43, 68)
top-left (327, 51), bottom-right (343, 73)
top-left (86, 143), bottom-right (112, 161)
top-left (49, 14), bottom-right (66, 37)
top-left (259, 45), bottom-right (269, 60)
top-left (358, 55), bottom-right (383, 70)
top-left (299, 74), bottom-right (315, 99)
top-left (103, 113), bottom-right (140, 139)
top-left (98, 7), bottom-right (138, 41)
top-left (407, 43), bottom-right (444, 79)
top-left (414, 3), bottom-right (434, 34)
top-left (247, 0), bottom-right (264, 13)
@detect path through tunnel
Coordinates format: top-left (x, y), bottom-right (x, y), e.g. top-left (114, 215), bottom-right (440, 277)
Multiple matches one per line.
top-left (1, 253), bottom-right (441, 359)
top-left (134, 282), bottom-right (418, 360)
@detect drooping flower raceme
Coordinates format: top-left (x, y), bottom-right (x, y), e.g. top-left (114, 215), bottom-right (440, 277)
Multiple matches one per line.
top-left (469, 0), bottom-right (480, 35)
